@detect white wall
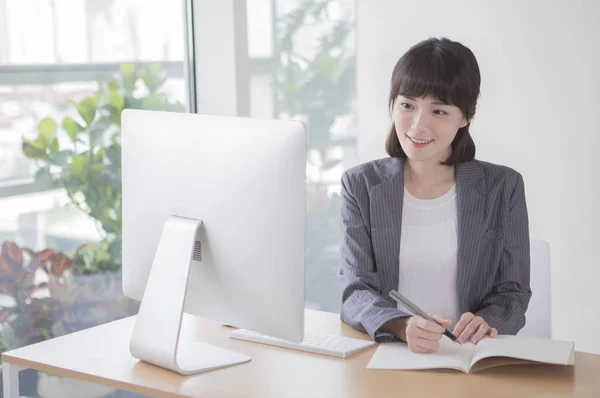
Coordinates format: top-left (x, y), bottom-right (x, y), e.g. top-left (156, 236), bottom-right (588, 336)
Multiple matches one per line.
top-left (357, 0), bottom-right (600, 354)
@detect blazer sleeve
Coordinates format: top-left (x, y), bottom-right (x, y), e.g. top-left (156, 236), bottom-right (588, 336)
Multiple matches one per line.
top-left (475, 173), bottom-right (532, 334)
top-left (338, 171), bottom-right (409, 342)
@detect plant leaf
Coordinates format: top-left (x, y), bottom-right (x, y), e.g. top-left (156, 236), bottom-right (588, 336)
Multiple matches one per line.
top-left (140, 64), bottom-right (167, 93)
top-left (62, 117), bottom-right (84, 143)
top-left (120, 63), bottom-right (137, 92)
top-left (76, 98), bottom-right (97, 126)
top-left (1, 241), bottom-right (23, 272)
top-left (94, 147), bottom-right (105, 163)
top-left (49, 252), bottom-right (73, 276)
top-left (22, 138), bottom-right (47, 159)
top-left (142, 93), bottom-right (169, 110)
top-left (38, 118), bottom-right (58, 144)
top-left (105, 145), bottom-right (121, 169)
top-left (70, 155), bottom-right (86, 179)
top-left (109, 91), bottom-right (124, 111)
top-left (108, 81), bottom-right (120, 92)
top-left (89, 118), bottom-right (111, 148)
top-left (99, 217), bottom-right (121, 235)
top-left (49, 150), bottom-right (72, 167)
top-left (34, 166), bottom-right (52, 184)
top-left (48, 137), bottom-right (59, 154)
top-left (37, 248), bottom-right (56, 262)
top-left (120, 63), bottom-right (136, 75)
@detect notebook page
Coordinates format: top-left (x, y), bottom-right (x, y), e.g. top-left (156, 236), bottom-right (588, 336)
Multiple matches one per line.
top-left (368, 337), bottom-right (475, 372)
top-left (471, 335), bottom-right (575, 368)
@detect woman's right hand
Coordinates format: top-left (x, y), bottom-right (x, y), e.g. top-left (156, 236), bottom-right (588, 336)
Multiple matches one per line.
top-left (400, 314), bottom-right (452, 353)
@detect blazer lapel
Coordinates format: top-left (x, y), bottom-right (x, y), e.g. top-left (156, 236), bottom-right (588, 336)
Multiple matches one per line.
top-left (455, 160), bottom-right (484, 312)
top-left (368, 158), bottom-right (404, 297)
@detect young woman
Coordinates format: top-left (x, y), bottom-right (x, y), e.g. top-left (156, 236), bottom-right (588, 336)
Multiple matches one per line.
top-left (339, 37), bottom-right (531, 354)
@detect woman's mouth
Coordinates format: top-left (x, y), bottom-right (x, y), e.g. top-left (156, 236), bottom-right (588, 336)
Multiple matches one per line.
top-left (406, 134), bottom-right (434, 147)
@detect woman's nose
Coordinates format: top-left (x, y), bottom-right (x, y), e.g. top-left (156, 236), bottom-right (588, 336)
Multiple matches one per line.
top-left (411, 110), bottom-right (430, 131)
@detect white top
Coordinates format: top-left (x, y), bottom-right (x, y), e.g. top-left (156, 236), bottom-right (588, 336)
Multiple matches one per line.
top-left (397, 185), bottom-right (460, 326)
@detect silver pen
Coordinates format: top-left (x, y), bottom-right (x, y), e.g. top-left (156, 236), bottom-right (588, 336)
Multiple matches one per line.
top-left (389, 289), bottom-right (459, 342)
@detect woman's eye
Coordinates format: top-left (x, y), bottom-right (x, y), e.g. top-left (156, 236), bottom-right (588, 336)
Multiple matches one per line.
top-left (433, 109), bottom-right (448, 116)
top-left (400, 103), bottom-right (414, 110)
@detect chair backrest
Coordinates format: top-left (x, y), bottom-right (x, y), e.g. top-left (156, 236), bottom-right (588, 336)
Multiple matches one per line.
top-left (517, 239), bottom-right (552, 338)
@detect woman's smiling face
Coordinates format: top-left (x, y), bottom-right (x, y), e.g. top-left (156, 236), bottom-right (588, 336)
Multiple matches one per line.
top-left (392, 95), bottom-right (469, 163)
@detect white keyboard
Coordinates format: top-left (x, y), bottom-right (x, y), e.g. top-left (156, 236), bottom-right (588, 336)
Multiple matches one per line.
top-left (228, 329), bottom-right (376, 358)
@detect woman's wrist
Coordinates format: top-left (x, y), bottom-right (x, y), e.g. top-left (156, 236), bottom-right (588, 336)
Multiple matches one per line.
top-left (381, 317), bottom-right (410, 342)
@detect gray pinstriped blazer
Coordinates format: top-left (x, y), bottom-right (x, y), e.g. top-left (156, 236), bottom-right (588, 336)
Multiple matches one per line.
top-left (339, 157), bottom-right (531, 342)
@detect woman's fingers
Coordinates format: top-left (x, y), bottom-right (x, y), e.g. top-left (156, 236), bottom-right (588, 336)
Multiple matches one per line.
top-left (452, 312), bottom-right (474, 337)
top-left (408, 326), bottom-right (443, 341)
top-left (413, 316), bottom-right (445, 333)
top-left (413, 337), bottom-right (440, 353)
top-left (471, 323), bottom-right (489, 344)
top-left (458, 316), bottom-right (486, 344)
top-left (405, 315), bottom-right (447, 353)
top-left (408, 312), bottom-right (496, 351)
top-left (429, 313), bottom-right (452, 326)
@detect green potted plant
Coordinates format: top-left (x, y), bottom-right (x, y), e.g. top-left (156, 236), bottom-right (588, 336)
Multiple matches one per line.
top-left (14, 63), bottom-right (184, 395)
top-left (22, 62), bottom-right (184, 277)
top-left (21, 62), bottom-right (184, 307)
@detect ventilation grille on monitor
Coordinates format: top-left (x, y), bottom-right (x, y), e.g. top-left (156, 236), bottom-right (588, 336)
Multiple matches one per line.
top-left (193, 240), bottom-right (202, 262)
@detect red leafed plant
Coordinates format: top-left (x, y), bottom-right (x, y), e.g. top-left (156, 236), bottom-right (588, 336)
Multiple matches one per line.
top-left (0, 241), bottom-right (132, 357)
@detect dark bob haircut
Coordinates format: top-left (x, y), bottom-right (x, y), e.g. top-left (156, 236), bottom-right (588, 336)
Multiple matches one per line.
top-left (385, 37), bottom-right (480, 165)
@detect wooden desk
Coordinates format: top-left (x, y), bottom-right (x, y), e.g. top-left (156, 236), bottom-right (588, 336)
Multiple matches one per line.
top-left (3, 309), bottom-right (599, 398)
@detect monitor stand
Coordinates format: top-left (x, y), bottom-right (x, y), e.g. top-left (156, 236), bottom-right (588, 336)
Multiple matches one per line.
top-left (129, 215), bottom-right (251, 375)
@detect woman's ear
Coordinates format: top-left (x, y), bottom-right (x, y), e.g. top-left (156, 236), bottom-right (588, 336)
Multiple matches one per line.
top-left (460, 117), bottom-right (471, 128)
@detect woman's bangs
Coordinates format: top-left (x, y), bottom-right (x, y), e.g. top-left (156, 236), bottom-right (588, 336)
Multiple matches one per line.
top-left (395, 55), bottom-right (457, 106)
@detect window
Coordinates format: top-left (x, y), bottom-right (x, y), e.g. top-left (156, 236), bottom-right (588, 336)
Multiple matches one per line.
top-left (0, 1), bottom-right (187, 396)
top-left (0, 0), bottom-right (356, 393)
top-left (247, 0), bottom-right (357, 312)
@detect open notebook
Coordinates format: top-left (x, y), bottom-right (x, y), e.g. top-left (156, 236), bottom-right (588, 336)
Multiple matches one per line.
top-left (367, 335), bottom-right (574, 373)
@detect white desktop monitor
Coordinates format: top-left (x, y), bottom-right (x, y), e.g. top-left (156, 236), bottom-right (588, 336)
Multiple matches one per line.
top-left (121, 109), bottom-right (306, 374)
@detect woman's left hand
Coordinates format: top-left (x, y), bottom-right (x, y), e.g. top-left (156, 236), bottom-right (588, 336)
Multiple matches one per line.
top-left (452, 312), bottom-right (498, 344)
